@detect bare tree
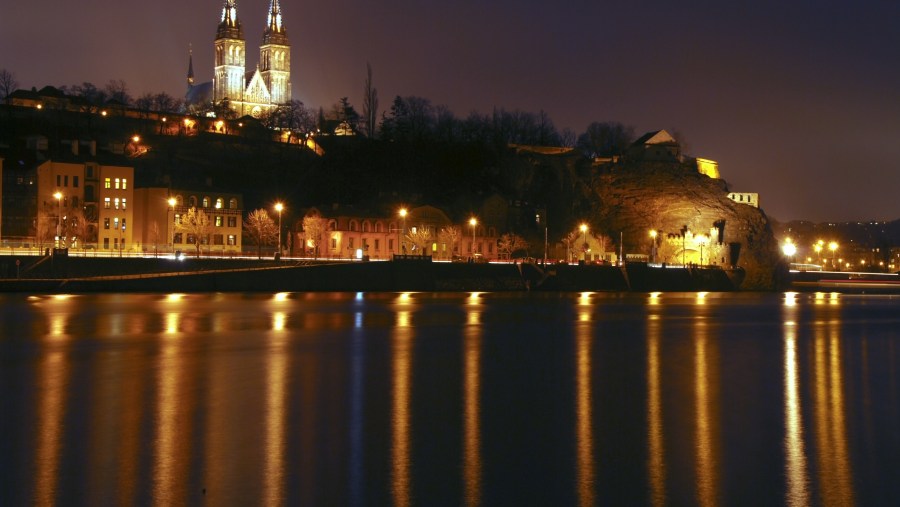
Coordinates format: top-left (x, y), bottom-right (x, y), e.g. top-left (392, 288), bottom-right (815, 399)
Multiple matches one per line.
top-left (177, 207), bottom-right (213, 257)
top-left (576, 121), bottom-right (635, 158)
top-left (0, 68), bottom-right (18, 105)
top-left (498, 233), bottom-right (530, 260)
top-left (406, 226), bottom-right (433, 256)
top-left (148, 221), bottom-right (161, 256)
top-left (437, 226), bottom-right (461, 260)
top-left (362, 62), bottom-right (379, 138)
top-left (244, 208), bottom-right (277, 259)
top-left (302, 213), bottom-right (329, 259)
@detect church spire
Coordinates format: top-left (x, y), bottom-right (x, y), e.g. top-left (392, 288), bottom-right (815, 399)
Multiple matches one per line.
top-left (187, 45), bottom-right (195, 89)
top-left (266, 0), bottom-right (285, 34)
top-left (217, 0), bottom-right (243, 40)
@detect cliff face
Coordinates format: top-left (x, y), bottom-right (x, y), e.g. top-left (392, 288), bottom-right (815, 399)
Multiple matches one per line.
top-left (589, 162), bottom-right (780, 290)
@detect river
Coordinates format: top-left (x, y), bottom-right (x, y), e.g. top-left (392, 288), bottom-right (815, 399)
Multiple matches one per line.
top-left (2, 291), bottom-right (899, 506)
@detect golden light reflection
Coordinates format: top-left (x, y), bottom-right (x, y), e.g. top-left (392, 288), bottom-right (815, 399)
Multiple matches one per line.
top-left (34, 349), bottom-right (67, 506)
top-left (273, 292), bottom-right (289, 302)
top-left (272, 311), bottom-right (287, 332)
top-left (646, 314), bottom-right (666, 507)
top-left (264, 332), bottom-right (288, 506)
top-left (392, 310), bottom-right (413, 507)
top-left (784, 292), bottom-right (798, 307)
top-left (782, 321), bottom-right (809, 507)
top-left (649, 292), bottom-right (662, 305)
top-left (166, 293), bottom-right (185, 303)
top-left (463, 306), bottom-right (482, 507)
top-left (575, 308), bottom-right (595, 507)
top-left (693, 320), bottom-right (719, 507)
top-left (154, 324), bottom-right (185, 504)
top-left (696, 292), bottom-right (708, 305)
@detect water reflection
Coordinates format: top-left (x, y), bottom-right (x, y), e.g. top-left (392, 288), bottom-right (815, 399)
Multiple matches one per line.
top-left (575, 293), bottom-right (595, 507)
top-left (264, 303), bottom-right (288, 506)
top-left (34, 310), bottom-right (69, 506)
top-left (693, 317), bottom-right (719, 507)
top-left (154, 306), bottom-right (185, 505)
top-left (392, 294), bottom-right (414, 507)
top-left (782, 294), bottom-right (810, 506)
top-left (813, 309), bottom-right (856, 507)
top-left (646, 305), bottom-right (666, 507)
top-left (463, 292), bottom-right (482, 507)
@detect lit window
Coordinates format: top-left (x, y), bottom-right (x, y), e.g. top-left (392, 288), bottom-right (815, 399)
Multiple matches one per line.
top-left (122, 179), bottom-right (127, 190)
top-left (104, 178), bottom-right (111, 189)
top-left (115, 178), bottom-right (120, 189)
top-left (104, 197), bottom-right (111, 209)
top-left (114, 217), bottom-right (119, 229)
top-left (114, 198), bottom-right (120, 210)
top-left (227, 217), bottom-right (237, 227)
top-left (202, 196), bottom-right (210, 208)
top-left (215, 216), bottom-right (223, 227)
top-left (104, 218), bottom-right (110, 229)
top-left (227, 235), bottom-right (236, 246)
top-left (121, 198), bottom-right (127, 209)
top-left (216, 198), bottom-right (224, 209)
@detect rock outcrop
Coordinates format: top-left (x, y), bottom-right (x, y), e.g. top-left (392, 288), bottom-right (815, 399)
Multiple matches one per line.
top-left (589, 161), bottom-right (780, 290)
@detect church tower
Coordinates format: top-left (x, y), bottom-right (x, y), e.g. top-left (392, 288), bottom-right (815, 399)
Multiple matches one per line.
top-left (213, 0), bottom-right (246, 107)
top-left (259, 0), bottom-right (291, 105)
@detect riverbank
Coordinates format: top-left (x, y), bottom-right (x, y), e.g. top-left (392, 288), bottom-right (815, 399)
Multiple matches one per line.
top-left (0, 254), bottom-right (744, 293)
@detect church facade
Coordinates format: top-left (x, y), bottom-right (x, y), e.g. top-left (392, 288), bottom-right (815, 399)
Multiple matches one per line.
top-left (188, 0), bottom-right (291, 117)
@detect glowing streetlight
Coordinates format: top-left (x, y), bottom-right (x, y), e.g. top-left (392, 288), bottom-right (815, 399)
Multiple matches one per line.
top-left (782, 238), bottom-right (797, 265)
top-left (399, 208), bottom-right (408, 254)
top-left (813, 241), bottom-right (823, 264)
top-left (168, 197), bottom-right (177, 251)
top-left (696, 234), bottom-right (709, 265)
top-left (274, 202), bottom-right (284, 257)
top-left (53, 191), bottom-right (63, 248)
top-left (579, 223), bottom-right (588, 261)
top-left (649, 229), bottom-right (658, 263)
top-left (469, 217), bottom-right (478, 259)
top-left (828, 241), bottom-right (839, 269)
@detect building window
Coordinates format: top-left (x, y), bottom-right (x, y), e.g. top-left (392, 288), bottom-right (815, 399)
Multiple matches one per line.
top-left (104, 197), bottom-right (111, 209)
top-left (331, 238), bottom-right (337, 249)
top-left (213, 234), bottom-right (224, 245)
top-left (104, 178), bottom-right (111, 189)
top-left (350, 220), bottom-right (357, 232)
top-left (215, 198), bottom-right (224, 209)
top-left (349, 237), bottom-right (355, 249)
top-left (389, 239), bottom-right (394, 251)
top-left (122, 179), bottom-right (127, 190)
top-left (362, 221), bottom-right (370, 232)
top-left (86, 167), bottom-right (94, 178)
top-left (64, 175), bottom-right (68, 186)
top-left (227, 235), bottom-right (236, 246)
top-left (121, 198), bottom-right (126, 209)
top-left (103, 238), bottom-right (109, 249)
top-left (227, 216), bottom-right (237, 227)
top-left (174, 233), bottom-right (182, 244)
top-left (229, 198), bottom-right (238, 209)
top-left (122, 218), bottom-right (126, 231)
top-left (114, 198), bottom-right (120, 210)
top-left (202, 196), bottom-right (210, 208)
top-left (104, 218), bottom-right (110, 229)
top-left (73, 176), bottom-right (79, 188)
top-left (187, 234), bottom-right (196, 245)
top-left (374, 239), bottom-right (380, 251)
top-left (114, 217), bottom-right (119, 229)
top-left (56, 175), bottom-right (61, 186)
top-left (114, 178), bottom-right (120, 189)
top-left (215, 216), bottom-right (223, 227)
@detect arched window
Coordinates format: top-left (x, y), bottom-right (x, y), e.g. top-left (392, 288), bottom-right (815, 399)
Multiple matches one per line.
top-left (488, 227), bottom-right (497, 237)
top-left (229, 198), bottom-right (238, 209)
top-left (375, 221), bottom-right (384, 233)
top-left (349, 220), bottom-right (358, 232)
top-left (362, 221), bottom-right (370, 232)
top-left (328, 220), bottom-right (337, 231)
top-left (202, 196), bottom-right (210, 208)
top-left (176, 195), bottom-right (184, 206)
top-left (189, 195), bottom-right (198, 208)
top-left (215, 198), bottom-right (224, 209)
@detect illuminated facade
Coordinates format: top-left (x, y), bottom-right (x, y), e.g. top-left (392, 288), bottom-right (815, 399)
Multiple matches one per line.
top-left (209, 0), bottom-right (291, 117)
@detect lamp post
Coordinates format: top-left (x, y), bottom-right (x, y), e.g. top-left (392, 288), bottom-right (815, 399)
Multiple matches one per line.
top-left (469, 217), bottom-right (478, 260)
top-left (782, 239), bottom-right (797, 267)
top-left (814, 241), bottom-right (823, 265)
top-left (828, 241), bottom-right (839, 270)
top-left (399, 208), bottom-right (407, 255)
top-left (579, 223), bottom-right (588, 262)
top-left (649, 229), bottom-right (658, 263)
top-left (167, 197), bottom-right (176, 252)
top-left (53, 191), bottom-right (63, 249)
top-left (696, 234), bottom-right (709, 266)
top-left (274, 202), bottom-right (284, 257)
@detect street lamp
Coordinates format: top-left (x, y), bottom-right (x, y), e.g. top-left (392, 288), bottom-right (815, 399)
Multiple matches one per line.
top-left (168, 197), bottom-right (177, 252)
top-left (828, 241), bottom-right (838, 270)
top-left (274, 202), bottom-right (284, 257)
top-left (579, 223), bottom-right (588, 262)
top-left (782, 239), bottom-right (797, 265)
top-left (53, 191), bottom-right (63, 248)
top-left (649, 229), bottom-right (658, 263)
top-left (696, 234), bottom-right (708, 266)
top-left (813, 241), bottom-right (823, 265)
top-left (469, 217), bottom-right (478, 260)
top-left (399, 208), bottom-right (407, 255)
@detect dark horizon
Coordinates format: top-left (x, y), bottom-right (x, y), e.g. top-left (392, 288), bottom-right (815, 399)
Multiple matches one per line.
top-left (2, 1), bottom-right (899, 222)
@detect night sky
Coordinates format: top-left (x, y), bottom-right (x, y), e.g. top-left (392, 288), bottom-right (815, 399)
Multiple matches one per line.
top-left (2, 1), bottom-right (899, 222)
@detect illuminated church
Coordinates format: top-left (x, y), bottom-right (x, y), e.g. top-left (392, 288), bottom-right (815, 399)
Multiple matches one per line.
top-left (187, 0), bottom-right (292, 117)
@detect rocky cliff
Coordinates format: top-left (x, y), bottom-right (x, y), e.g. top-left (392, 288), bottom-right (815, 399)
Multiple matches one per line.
top-left (588, 161), bottom-right (780, 290)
